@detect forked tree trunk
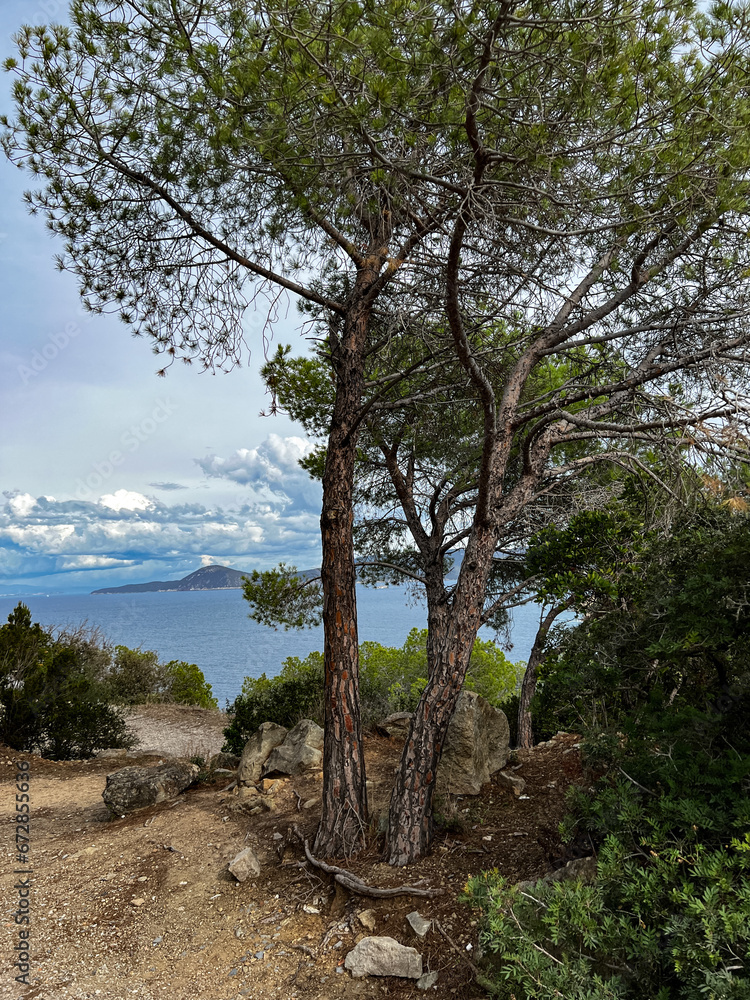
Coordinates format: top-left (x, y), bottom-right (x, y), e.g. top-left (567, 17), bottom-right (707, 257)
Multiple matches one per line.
top-left (517, 602), bottom-right (568, 749)
top-left (313, 285), bottom-right (372, 858)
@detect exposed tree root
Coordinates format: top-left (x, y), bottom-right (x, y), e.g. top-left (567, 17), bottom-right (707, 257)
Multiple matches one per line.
top-left (291, 824), bottom-right (442, 899)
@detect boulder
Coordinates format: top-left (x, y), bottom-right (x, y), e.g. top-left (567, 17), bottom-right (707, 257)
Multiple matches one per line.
top-left (344, 936), bottom-right (423, 979)
top-left (102, 761), bottom-right (198, 816)
top-left (237, 722), bottom-right (288, 786)
top-left (262, 719), bottom-right (324, 777)
top-left (377, 712), bottom-right (413, 739)
top-left (437, 690), bottom-right (509, 796)
top-left (228, 847), bottom-right (261, 882)
top-left (208, 751), bottom-right (240, 771)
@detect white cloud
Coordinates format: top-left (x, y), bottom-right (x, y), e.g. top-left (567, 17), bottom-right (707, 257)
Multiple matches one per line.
top-left (99, 489), bottom-right (154, 512)
top-left (0, 484), bottom-right (320, 588)
top-left (4, 491), bottom-right (37, 516)
top-left (59, 555), bottom-right (137, 570)
top-left (196, 434), bottom-right (320, 506)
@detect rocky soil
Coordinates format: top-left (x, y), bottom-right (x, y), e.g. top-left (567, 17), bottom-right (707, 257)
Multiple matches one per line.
top-left (1, 705), bottom-right (584, 1000)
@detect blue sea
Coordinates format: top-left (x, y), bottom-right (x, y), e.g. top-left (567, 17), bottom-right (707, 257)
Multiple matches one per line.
top-left (0, 586), bottom-right (545, 706)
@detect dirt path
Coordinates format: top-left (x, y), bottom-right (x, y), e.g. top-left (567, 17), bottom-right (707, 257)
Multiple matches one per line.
top-left (1, 708), bottom-right (583, 1000)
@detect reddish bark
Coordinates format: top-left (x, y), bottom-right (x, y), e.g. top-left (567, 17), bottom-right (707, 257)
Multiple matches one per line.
top-left (313, 269), bottom-right (379, 858)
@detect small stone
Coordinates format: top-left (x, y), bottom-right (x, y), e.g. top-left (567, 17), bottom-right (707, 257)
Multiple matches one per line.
top-left (417, 971), bottom-right (439, 990)
top-left (131, 898), bottom-right (145, 907)
top-left (497, 770), bottom-right (527, 796)
top-left (344, 936), bottom-right (422, 979)
top-left (302, 798), bottom-right (320, 810)
top-left (254, 951), bottom-right (265, 961)
top-left (228, 847), bottom-right (261, 883)
top-left (152, 936), bottom-right (162, 946)
top-left (357, 909), bottom-right (377, 932)
top-left (406, 911), bottom-right (432, 938)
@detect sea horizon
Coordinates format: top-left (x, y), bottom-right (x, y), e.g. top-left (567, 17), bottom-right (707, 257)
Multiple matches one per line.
top-left (0, 585), bottom-right (544, 706)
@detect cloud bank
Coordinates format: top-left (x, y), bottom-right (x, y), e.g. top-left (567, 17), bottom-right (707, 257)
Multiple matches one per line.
top-left (1, 435), bottom-right (322, 590)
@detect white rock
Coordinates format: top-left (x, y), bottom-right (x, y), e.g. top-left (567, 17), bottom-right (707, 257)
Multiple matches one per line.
top-left (228, 847), bottom-right (261, 882)
top-left (344, 936), bottom-right (422, 979)
top-left (406, 911), bottom-right (432, 938)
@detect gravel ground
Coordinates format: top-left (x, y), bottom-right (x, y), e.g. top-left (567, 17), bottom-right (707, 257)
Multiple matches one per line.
top-left (1, 708), bottom-right (583, 1000)
top-left (123, 704), bottom-right (228, 760)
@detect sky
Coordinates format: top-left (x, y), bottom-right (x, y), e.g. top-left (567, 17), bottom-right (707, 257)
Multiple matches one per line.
top-left (0, 1), bottom-right (323, 594)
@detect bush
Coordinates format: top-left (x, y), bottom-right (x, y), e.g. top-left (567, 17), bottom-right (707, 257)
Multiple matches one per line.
top-left (222, 652), bottom-right (324, 754)
top-left (222, 629), bottom-right (524, 753)
top-left (162, 659), bottom-right (218, 709)
top-left (104, 645), bottom-right (163, 705)
top-left (100, 645), bottom-right (218, 709)
top-left (464, 695), bottom-right (750, 999)
top-left (0, 603), bottom-right (134, 760)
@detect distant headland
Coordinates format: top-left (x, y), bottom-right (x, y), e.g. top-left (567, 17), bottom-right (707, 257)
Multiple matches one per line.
top-left (91, 564), bottom-right (248, 594)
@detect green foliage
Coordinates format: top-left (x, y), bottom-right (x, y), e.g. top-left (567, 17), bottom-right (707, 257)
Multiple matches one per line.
top-left (222, 652), bottom-right (324, 754)
top-left (104, 645), bottom-right (163, 705)
top-left (222, 628), bottom-right (524, 753)
top-left (466, 510), bottom-right (750, 997)
top-left (465, 721), bottom-right (750, 999)
top-left (526, 510), bottom-right (641, 608)
top-left (99, 646), bottom-right (217, 709)
top-left (242, 564), bottom-right (323, 630)
top-left (0, 603), bottom-right (218, 760)
top-left (534, 507), bottom-right (750, 736)
top-left (0, 603), bottom-right (134, 760)
top-left (162, 660), bottom-right (218, 710)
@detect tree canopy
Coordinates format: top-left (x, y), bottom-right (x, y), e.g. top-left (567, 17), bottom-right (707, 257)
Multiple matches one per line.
top-left (6, 0), bottom-right (750, 862)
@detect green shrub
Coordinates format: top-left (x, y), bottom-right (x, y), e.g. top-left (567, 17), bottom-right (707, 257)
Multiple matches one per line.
top-left (162, 659), bottom-right (218, 709)
top-left (222, 652), bottom-right (324, 754)
top-left (0, 604), bottom-right (134, 760)
top-left (222, 629), bottom-right (524, 753)
top-left (104, 645), bottom-right (164, 704)
top-left (464, 704), bottom-right (750, 999)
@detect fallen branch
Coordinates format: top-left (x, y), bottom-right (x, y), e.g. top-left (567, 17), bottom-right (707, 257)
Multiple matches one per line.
top-left (291, 825), bottom-right (442, 899)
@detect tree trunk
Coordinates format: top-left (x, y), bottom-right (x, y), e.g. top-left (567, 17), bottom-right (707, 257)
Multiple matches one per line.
top-left (517, 601), bottom-right (571, 749)
top-left (386, 529), bottom-right (494, 866)
top-left (313, 286), bottom-right (372, 858)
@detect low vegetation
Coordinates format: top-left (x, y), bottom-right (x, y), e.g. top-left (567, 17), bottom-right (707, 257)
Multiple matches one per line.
top-left (464, 507), bottom-right (750, 998)
top-left (222, 627), bottom-right (524, 755)
top-left (0, 603), bottom-right (217, 759)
